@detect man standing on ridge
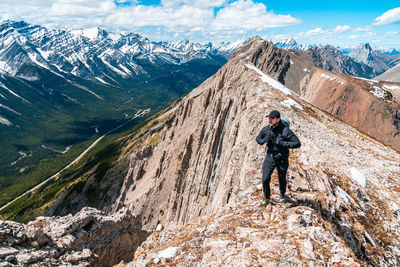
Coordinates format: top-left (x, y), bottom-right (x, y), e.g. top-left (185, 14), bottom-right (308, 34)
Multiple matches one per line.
top-left (256, 110), bottom-right (301, 205)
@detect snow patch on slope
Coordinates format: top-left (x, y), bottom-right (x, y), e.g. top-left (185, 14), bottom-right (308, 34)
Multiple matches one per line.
top-left (158, 247), bottom-right (178, 259)
top-left (0, 104), bottom-right (21, 115)
top-left (0, 59), bottom-right (17, 75)
top-left (281, 98), bottom-right (303, 110)
top-left (350, 167), bottom-right (366, 187)
top-left (321, 73), bottom-right (345, 85)
top-left (71, 27), bottom-right (100, 41)
top-left (95, 77), bottom-right (111, 85)
top-left (0, 82), bottom-right (27, 102)
top-left (0, 115), bottom-right (12, 126)
top-left (245, 64), bottom-right (292, 95)
top-left (370, 86), bottom-right (387, 100)
top-left (352, 76), bottom-right (378, 83)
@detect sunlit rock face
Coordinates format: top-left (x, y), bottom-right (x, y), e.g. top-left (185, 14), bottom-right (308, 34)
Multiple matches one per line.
top-left (113, 37), bottom-right (400, 266)
top-left (0, 207), bottom-right (149, 266)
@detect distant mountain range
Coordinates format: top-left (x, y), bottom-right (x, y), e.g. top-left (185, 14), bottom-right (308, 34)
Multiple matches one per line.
top-left (273, 38), bottom-right (317, 50)
top-left (348, 43), bottom-right (396, 74)
top-left (0, 20), bottom-right (244, 83)
top-left (274, 37), bottom-right (400, 56)
top-left (290, 45), bottom-right (377, 78)
top-left (0, 20), bottom-right (243, 193)
top-left (274, 38), bottom-right (400, 79)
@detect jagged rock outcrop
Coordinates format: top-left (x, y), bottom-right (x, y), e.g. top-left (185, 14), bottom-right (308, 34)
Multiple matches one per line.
top-left (0, 207), bottom-right (149, 266)
top-left (110, 37), bottom-right (400, 265)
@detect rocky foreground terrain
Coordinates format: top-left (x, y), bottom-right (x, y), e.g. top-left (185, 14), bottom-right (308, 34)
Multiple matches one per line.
top-left (0, 208), bottom-right (148, 266)
top-left (1, 38), bottom-right (400, 266)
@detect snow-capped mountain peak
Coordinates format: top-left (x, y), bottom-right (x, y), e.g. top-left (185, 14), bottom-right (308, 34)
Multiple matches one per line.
top-left (348, 42), bottom-right (392, 74)
top-left (0, 20), bottom-right (239, 83)
top-left (70, 27), bottom-right (105, 41)
top-left (273, 38), bottom-right (318, 50)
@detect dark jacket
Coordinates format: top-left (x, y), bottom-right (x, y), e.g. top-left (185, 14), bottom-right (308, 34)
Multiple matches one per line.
top-left (256, 120), bottom-right (301, 156)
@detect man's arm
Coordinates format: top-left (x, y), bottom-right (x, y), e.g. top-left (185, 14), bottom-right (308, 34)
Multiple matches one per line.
top-left (277, 128), bottom-right (301, 148)
top-left (256, 126), bottom-right (271, 145)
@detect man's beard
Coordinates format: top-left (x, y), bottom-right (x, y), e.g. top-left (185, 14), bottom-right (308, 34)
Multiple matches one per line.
top-left (270, 121), bottom-right (279, 128)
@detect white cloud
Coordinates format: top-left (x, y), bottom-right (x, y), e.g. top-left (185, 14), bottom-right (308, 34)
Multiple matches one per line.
top-left (373, 7), bottom-right (400, 25)
top-left (106, 4), bottom-right (213, 29)
top-left (346, 32), bottom-right (375, 39)
top-left (386, 31), bottom-right (398, 35)
top-left (353, 26), bottom-right (372, 32)
top-left (334, 25), bottom-right (350, 33)
top-left (161, 0), bottom-right (227, 8)
top-left (0, 0), bottom-right (302, 41)
top-left (49, 1), bottom-right (114, 16)
top-left (213, 0), bottom-right (301, 31)
top-left (303, 27), bottom-right (329, 36)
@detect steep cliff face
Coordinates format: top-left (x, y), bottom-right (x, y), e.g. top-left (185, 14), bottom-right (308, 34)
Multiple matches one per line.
top-left (111, 38), bottom-right (400, 265)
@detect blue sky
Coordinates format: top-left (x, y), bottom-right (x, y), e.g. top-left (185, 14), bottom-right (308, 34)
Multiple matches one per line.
top-left (1, 0), bottom-right (399, 48)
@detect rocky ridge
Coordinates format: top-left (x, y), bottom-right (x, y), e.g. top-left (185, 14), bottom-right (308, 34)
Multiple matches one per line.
top-left (109, 38), bottom-right (400, 265)
top-left (0, 207), bottom-right (148, 266)
top-left (232, 38), bottom-right (400, 152)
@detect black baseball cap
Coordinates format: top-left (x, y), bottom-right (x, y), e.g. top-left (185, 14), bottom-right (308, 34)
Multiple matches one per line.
top-left (267, 110), bottom-right (280, 118)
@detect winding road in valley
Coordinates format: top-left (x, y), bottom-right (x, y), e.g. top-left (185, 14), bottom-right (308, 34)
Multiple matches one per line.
top-left (0, 109), bottom-right (150, 212)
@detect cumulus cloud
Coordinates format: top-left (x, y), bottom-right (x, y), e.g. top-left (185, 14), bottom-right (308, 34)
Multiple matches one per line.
top-left (213, 0), bottom-right (301, 31)
top-left (302, 27), bottom-right (330, 36)
top-left (346, 32), bottom-right (375, 39)
top-left (0, 0), bottom-right (302, 41)
top-left (161, 0), bottom-right (227, 8)
top-left (334, 25), bottom-right (350, 33)
top-left (373, 7), bottom-right (400, 25)
top-left (386, 31), bottom-right (398, 35)
top-left (353, 26), bottom-right (372, 32)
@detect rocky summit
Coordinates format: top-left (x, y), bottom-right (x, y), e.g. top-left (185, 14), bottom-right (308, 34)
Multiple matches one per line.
top-left (1, 37), bottom-right (400, 266)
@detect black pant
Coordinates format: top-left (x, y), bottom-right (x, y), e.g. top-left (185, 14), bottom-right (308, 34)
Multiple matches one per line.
top-left (262, 153), bottom-right (289, 199)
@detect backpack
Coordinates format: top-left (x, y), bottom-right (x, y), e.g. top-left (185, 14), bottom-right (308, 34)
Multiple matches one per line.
top-left (281, 118), bottom-right (290, 128)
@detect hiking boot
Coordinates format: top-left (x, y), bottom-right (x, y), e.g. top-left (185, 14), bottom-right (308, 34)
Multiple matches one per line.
top-left (260, 199), bottom-right (270, 206)
top-left (279, 195), bottom-right (286, 203)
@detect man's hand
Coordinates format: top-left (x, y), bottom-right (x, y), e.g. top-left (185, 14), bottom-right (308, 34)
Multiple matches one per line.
top-left (275, 135), bottom-right (284, 146)
top-left (256, 126), bottom-right (272, 145)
